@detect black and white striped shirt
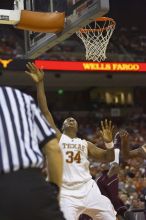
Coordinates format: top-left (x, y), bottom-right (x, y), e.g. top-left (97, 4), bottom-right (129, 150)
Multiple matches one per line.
top-left (0, 86), bottom-right (56, 174)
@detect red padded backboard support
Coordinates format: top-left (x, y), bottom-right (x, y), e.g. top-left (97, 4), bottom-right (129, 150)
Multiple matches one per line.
top-left (15, 10), bottom-right (65, 33)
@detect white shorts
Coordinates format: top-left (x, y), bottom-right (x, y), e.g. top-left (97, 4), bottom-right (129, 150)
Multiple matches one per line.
top-left (60, 179), bottom-right (116, 220)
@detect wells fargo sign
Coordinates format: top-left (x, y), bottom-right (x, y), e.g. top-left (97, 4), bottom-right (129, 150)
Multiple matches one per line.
top-left (0, 58), bottom-right (146, 72)
top-left (35, 60), bottom-right (146, 72)
top-left (82, 63), bottom-right (142, 71)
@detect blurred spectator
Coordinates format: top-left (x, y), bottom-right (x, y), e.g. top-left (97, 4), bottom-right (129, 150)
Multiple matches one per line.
top-left (1, 24), bottom-right (146, 61)
top-left (0, 28), bottom-right (24, 58)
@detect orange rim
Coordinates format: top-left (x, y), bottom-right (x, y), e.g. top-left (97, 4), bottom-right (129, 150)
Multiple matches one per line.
top-left (78, 17), bottom-right (116, 33)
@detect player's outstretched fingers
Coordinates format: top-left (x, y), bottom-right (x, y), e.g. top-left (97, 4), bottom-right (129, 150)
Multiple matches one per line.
top-left (26, 63), bottom-right (34, 73)
top-left (101, 120), bottom-right (104, 130)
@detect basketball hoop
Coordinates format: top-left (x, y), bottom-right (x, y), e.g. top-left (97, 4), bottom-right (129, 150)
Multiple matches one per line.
top-left (76, 17), bottom-right (116, 62)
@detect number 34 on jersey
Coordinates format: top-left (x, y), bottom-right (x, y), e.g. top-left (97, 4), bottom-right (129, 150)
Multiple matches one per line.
top-left (66, 151), bottom-right (81, 163)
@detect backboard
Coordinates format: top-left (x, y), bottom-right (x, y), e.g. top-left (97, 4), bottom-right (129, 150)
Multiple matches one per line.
top-left (24, 0), bottom-right (109, 59)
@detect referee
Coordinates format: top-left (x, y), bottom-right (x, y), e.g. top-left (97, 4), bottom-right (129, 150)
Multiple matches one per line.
top-left (0, 86), bottom-right (65, 220)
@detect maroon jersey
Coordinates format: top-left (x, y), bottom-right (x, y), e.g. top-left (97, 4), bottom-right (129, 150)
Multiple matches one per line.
top-left (96, 170), bottom-right (127, 216)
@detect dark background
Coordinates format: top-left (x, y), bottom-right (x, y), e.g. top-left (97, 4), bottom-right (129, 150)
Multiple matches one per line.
top-left (108, 0), bottom-right (146, 33)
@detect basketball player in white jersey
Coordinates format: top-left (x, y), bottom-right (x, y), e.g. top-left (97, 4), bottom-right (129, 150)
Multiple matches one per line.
top-left (26, 62), bottom-right (117, 220)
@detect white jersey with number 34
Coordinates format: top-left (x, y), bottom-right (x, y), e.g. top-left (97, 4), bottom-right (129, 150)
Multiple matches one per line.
top-left (59, 134), bottom-right (92, 190)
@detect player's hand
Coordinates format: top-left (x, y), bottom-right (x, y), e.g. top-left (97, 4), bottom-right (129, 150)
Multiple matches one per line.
top-left (108, 162), bottom-right (119, 177)
top-left (119, 130), bottom-right (129, 143)
top-left (100, 119), bottom-right (114, 143)
top-left (25, 62), bottom-right (44, 83)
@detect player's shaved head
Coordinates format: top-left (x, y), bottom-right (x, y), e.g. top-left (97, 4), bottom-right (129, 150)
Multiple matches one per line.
top-left (62, 117), bottom-right (78, 133)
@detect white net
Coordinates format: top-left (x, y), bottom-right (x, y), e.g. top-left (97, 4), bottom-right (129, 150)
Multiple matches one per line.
top-left (76, 17), bottom-right (116, 62)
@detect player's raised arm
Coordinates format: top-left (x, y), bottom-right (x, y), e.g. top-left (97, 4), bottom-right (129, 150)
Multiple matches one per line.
top-left (25, 62), bottom-right (62, 140)
top-left (88, 119), bottom-right (115, 162)
top-left (120, 130), bottom-right (146, 159)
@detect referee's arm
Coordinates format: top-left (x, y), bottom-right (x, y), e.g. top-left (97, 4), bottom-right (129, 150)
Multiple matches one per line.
top-left (31, 97), bottom-right (63, 189)
top-left (43, 138), bottom-right (63, 188)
